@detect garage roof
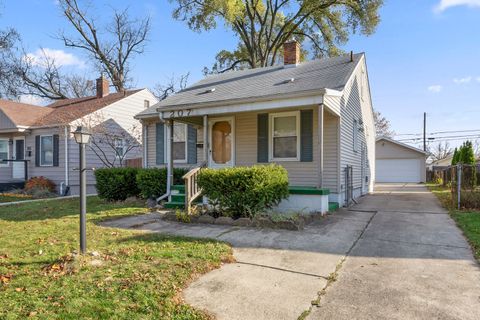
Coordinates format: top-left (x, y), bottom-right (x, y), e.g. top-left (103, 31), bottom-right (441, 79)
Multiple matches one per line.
top-left (376, 137), bottom-right (428, 155)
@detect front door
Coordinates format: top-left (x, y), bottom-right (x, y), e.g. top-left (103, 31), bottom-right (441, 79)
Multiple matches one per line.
top-left (208, 117), bottom-right (235, 168)
top-left (12, 138), bottom-right (25, 179)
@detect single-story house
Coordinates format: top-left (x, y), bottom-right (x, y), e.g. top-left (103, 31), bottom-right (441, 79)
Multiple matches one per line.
top-left (135, 41), bottom-right (376, 212)
top-left (375, 137), bottom-right (427, 183)
top-left (428, 155), bottom-right (453, 170)
top-left (0, 76), bottom-right (157, 194)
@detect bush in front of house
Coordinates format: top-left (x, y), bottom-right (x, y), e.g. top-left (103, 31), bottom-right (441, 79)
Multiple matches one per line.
top-left (197, 164), bottom-right (289, 219)
top-left (95, 167), bottom-right (140, 201)
top-left (136, 168), bottom-right (188, 199)
top-left (25, 176), bottom-right (56, 193)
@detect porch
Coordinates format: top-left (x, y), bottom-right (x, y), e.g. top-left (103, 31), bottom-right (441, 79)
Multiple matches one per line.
top-left (0, 134), bottom-right (29, 191)
top-left (155, 102), bottom-right (341, 214)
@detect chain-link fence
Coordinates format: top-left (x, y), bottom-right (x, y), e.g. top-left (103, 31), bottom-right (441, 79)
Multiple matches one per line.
top-left (428, 164), bottom-right (480, 209)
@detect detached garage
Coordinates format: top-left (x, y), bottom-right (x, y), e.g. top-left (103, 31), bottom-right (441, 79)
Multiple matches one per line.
top-left (375, 137), bottom-right (427, 183)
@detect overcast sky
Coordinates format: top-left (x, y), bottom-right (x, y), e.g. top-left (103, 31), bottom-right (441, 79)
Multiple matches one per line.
top-left (1, 0), bottom-right (480, 148)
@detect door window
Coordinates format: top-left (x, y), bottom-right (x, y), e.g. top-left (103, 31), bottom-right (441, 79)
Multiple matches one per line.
top-left (211, 121), bottom-right (232, 164)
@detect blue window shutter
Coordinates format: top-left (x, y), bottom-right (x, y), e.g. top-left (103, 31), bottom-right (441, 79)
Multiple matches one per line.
top-left (257, 113), bottom-right (269, 163)
top-left (53, 134), bottom-right (60, 167)
top-left (187, 125), bottom-right (197, 164)
top-left (35, 135), bottom-right (40, 167)
top-left (155, 123), bottom-right (165, 165)
top-left (300, 110), bottom-right (313, 162)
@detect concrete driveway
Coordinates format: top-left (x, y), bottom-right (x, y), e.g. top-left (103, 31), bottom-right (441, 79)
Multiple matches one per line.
top-left (307, 183), bottom-right (480, 320)
top-left (101, 183), bottom-right (480, 320)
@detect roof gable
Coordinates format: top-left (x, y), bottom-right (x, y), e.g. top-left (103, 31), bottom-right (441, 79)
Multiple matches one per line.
top-left (0, 100), bottom-right (52, 127)
top-left (376, 137), bottom-right (428, 155)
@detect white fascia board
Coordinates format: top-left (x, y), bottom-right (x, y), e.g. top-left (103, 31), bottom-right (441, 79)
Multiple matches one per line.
top-left (160, 94), bottom-right (324, 118)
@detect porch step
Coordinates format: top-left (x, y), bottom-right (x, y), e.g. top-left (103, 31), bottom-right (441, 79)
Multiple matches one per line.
top-left (288, 186), bottom-right (330, 195)
top-left (328, 202), bottom-right (339, 212)
top-left (172, 185), bottom-right (185, 193)
top-left (164, 201), bottom-right (185, 209)
top-left (165, 185), bottom-right (202, 210)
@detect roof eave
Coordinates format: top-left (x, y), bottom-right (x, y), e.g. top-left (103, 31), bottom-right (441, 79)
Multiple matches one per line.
top-left (153, 87), bottom-right (342, 113)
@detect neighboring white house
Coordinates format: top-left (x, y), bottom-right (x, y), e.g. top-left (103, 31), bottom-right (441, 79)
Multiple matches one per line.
top-left (429, 155), bottom-right (453, 169)
top-left (135, 41), bottom-right (376, 211)
top-left (376, 137), bottom-right (427, 183)
top-left (0, 76), bottom-right (158, 194)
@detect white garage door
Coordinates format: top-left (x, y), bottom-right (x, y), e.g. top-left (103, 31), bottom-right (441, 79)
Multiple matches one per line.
top-left (376, 159), bottom-right (422, 183)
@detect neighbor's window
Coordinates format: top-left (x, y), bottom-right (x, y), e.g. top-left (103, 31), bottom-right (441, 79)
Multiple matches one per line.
top-left (114, 138), bottom-right (125, 158)
top-left (173, 123), bottom-right (187, 162)
top-left (270, 111), bottom-right (300, 161)
top-left (0, 139), bottom-right (8, 167)
top-left (40, 135), bottom-right (53, 166)
top-left (353, 120), bottom-right (359, 152)
top-left (144, 100), bottom-right (150, 108)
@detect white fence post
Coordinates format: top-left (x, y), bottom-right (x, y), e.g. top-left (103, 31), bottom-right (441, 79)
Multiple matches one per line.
top-left (457, 164), bottom-right (462, 210)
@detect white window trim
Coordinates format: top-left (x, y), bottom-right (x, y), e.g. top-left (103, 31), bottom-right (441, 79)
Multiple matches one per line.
top-left (268, 111), bottom-right (301, 162)
top-left (40, 135), bottom-right (54, 167)
top-left (114, 138), bottom-right (126, 160)
top-left (0, 138), bottom-right (9, 167)
top-left (169, 123), bottom-right (188, 164)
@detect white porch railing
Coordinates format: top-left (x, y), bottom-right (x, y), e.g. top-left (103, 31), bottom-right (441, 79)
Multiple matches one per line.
top-left (183, 162), bottom-right (207, 214)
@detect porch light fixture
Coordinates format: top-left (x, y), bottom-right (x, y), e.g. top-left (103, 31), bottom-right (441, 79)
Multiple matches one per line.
top-left (73, 126), bottom-right (91, 254)
top-left (73, 126), bottom-right (91, 144)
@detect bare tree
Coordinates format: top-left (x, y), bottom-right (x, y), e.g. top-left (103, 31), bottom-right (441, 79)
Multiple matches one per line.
top-left (0, 28), bottom-right (21, 98)
top-left (75, 111), bottom-right (142, 168)
top-left (2, 46), bottom-right (95, 100)
top-left (473, 139), bottom-right (480, 158)
top-left (58, 0), bottom-right (151, 92)
top-left (429, 141), bottom-right (453, 163)
top-left (153, 73), bottom-right (189, 101)
top-left (373, 110), bottom-right (395, 138)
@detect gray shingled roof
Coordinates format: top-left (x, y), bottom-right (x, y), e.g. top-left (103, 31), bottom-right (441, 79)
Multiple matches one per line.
top-left (137, 53), bottom-right (363, 117)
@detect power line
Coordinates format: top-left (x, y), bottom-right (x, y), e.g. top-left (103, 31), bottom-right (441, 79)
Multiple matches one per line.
top-left (395, 129), bottom-right (480, 137)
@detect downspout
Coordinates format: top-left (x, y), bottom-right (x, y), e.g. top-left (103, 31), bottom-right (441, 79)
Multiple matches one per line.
top-left (156, 112), bottom-right (171, 202)
top-left (64, 125), bottom-right (70, 195)
top-left (142, 120), bottom-right (147, 168)
top-left (318, 103), bottom-right (324, 188)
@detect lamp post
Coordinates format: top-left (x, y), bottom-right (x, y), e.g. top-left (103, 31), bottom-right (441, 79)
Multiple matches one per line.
top-left (73, 126), bottom-right (91, 254)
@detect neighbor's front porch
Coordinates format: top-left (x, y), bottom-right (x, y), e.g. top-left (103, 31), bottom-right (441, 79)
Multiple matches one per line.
top-left (157, 100), bottom-right (341, 213)
top-left (0, 133), bottom-right (29, 191)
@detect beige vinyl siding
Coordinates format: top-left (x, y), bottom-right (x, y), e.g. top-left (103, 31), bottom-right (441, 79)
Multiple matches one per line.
top-left (144, 120), bottom-right (200, 169)
top-left (235, 107), bottom-right (320, 187)
top-left (144, 106), bottom-right (341, 189)
top-left (323, 112), bottom-right (339, 191)
top-left (338, 57), bottom-right (375, 195)
top-left (323, 95), bottom-right (341, 115)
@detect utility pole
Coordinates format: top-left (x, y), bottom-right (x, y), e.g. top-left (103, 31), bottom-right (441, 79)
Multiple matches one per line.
top-left (423, 112), bottom-right (427, 151)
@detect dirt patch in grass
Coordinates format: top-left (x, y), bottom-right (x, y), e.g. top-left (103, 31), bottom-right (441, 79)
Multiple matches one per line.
top-left (0, 196), bottom-right (232, 319)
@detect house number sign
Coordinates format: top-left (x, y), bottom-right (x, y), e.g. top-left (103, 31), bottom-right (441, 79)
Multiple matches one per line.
top-left (169, 109), bottom-right (192, 118)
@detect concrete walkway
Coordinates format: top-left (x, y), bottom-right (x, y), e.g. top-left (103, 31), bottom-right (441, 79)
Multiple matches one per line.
top-left (307, 183), bottom-right (480, 320)
top-left (101, 183), bottom-right (480, 319)
top-left (101, 207), bottom-right (374, 319)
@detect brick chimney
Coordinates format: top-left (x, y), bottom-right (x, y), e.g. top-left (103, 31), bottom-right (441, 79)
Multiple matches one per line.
top-left (96, 75), bottom-right (109, 98)
top-left (283, 40), bottom-right (300, 66)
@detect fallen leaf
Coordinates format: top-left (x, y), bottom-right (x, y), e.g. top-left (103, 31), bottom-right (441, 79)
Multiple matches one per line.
top-left (15, 287), bottom-right (25, 292)
top-left (0, 274), bottom-right (13, 284)
top-left (0, 254), bottom-right (8, 259)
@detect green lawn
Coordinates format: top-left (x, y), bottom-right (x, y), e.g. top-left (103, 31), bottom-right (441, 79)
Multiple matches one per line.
top-left (0, 193), bottom-right (34, 203)
top-left (427, 183), bottom-right (480, 260)
top-left (0, 197), bottom-right (232, 319)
